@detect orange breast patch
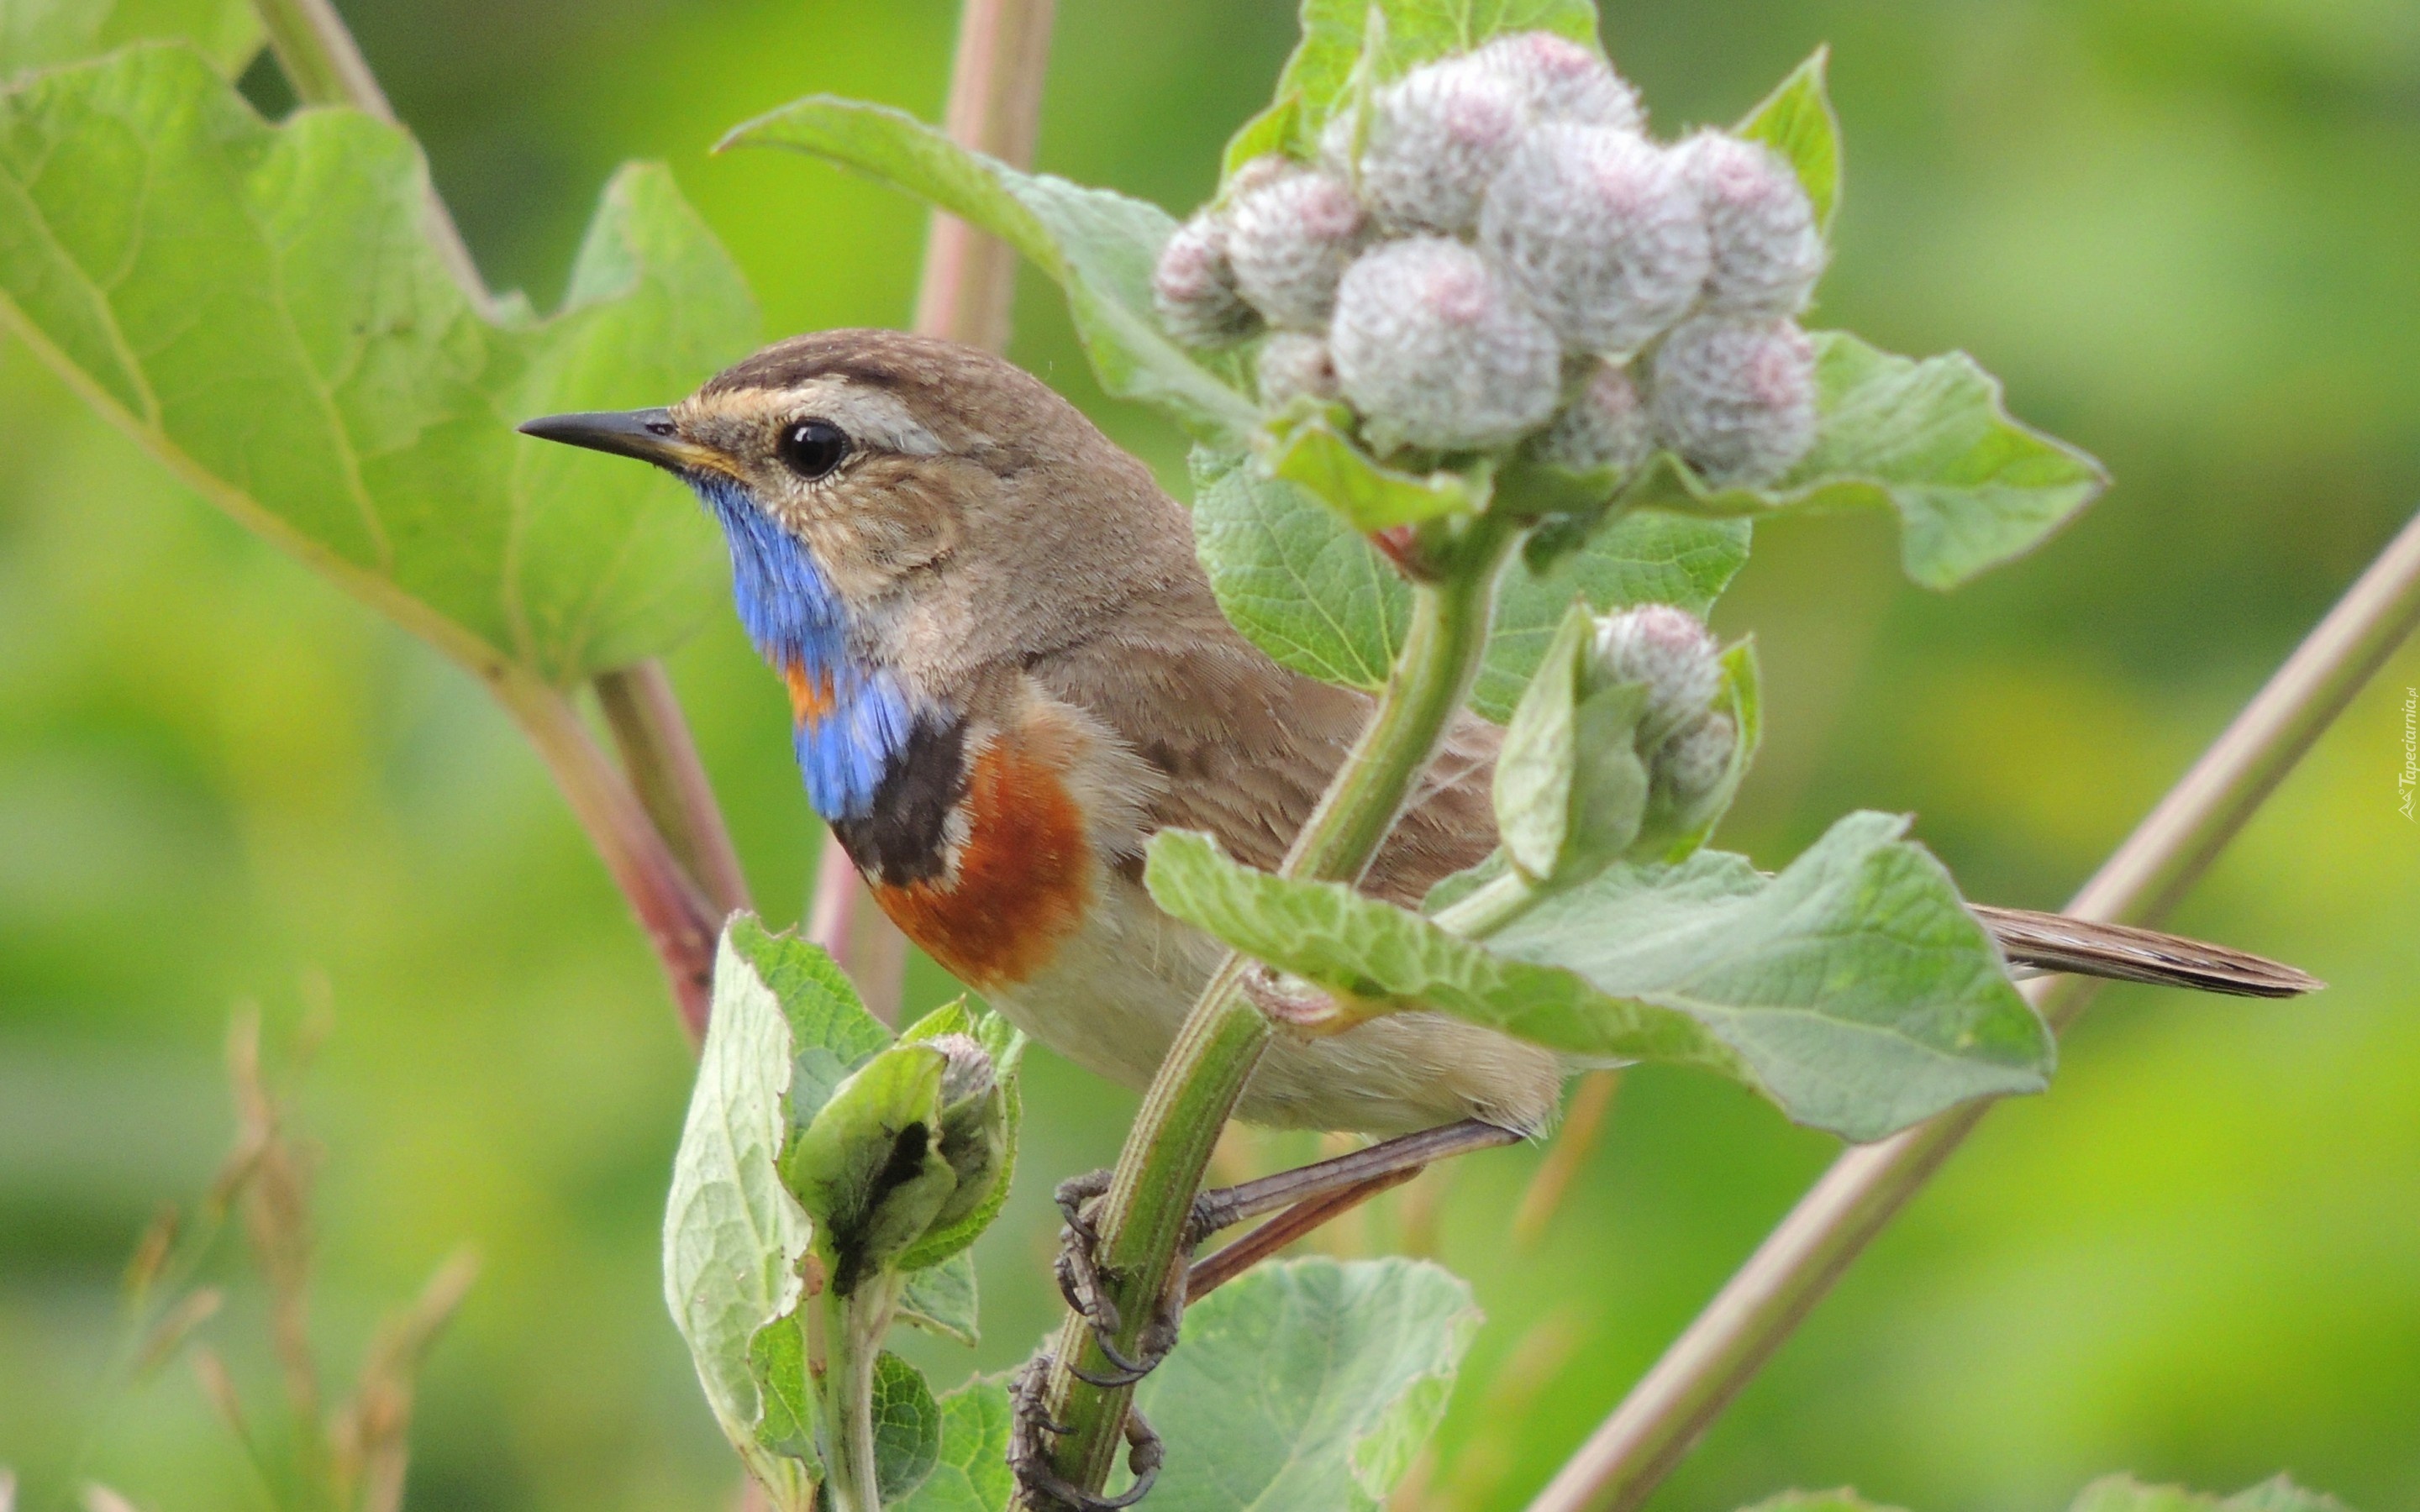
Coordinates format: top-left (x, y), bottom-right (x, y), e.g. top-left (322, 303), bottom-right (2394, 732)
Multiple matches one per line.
top-left (870, 735), bottom-right (1092, 990)
top-left (783, 659), bottom-right (834, 725)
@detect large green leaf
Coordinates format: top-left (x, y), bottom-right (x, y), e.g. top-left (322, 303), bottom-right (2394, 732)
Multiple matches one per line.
top-left (662, 922), bottom-right (825, 1509)
top-left (1128, 1257), bottom-right (1481, 1512)
top-left (896, 1250), bottom-right (981, 1348)
top-left (0, 45), bottom-right (756, 684)
top-left (2070, 1478), bottom-right (2356, 1512)
top-left (1193, 448), bottom-right (1750, 717)
top-left (872, 1352), bottom-right (944, 1504)
top-left (719, 95), bottom-right (1257, 443)
top-left (1229, 0), bottom-right (1602, 169)
top-left (1146, 811), bottom-right (2054, 1142)
top-left (0, 0), bottom-right (258, 79)
top-left (1626, 332), bottom-right (2105, 590)
top-left (892, 1378), bottom-right (1014, 1512)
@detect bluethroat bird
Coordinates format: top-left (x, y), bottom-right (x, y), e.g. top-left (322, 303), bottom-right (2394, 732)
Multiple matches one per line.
top-left (521, 327), bottom-right (2313, 1273)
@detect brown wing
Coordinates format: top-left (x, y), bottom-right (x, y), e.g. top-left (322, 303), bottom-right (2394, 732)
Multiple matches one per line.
top-left (1974, 905), bottom-right (2321, 998)
top-left (1028, 620), bottom-right (1497, 909)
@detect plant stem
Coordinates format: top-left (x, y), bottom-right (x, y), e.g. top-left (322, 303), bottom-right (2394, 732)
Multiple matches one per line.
top-left (1524, 503), bottom-right (2420, 1512)
top-left (803, 0), bottom-right (1057, 1009)
top-left (822, 1273), bottom-right (904, 1512)
top-left (1038, 516), bottom-right (1517, 1498)
top-left (596, 662), bottom-right (753, 916)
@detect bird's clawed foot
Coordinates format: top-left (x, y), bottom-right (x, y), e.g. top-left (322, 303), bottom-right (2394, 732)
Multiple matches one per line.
top-left (1053, 1170), bottom-right (1188, 1389)
top-left (1009, 1353), bottom-right (1163, 1511)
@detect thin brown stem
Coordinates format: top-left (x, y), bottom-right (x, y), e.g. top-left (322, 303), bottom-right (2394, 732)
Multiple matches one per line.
top-left (803, 0), bottom-right (1058, 1001)
top-left (1525, 504), bottom-right (2420, 1512)
top-left (596, 662), bottom-right (752, 917)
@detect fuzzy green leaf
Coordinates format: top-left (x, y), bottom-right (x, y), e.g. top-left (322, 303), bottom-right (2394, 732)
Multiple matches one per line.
top-left (1127, 1258), bottom-right (1479, 1511)
top-left (1626, 332), bottom-right (2105, 591)
top-left (1735, 47), bottom-right (1841, 234)
top-left (1230, 0), bottom-right (1602, 168)
top-left (871, 1352), bottom-right (944, 1504)
top-left (663, 922), bottom-right (823, 1510)
top-left (784, 1044), bottom-right (953, 1294)
top-left (1, 0), bottom-right (259, 77)
top-left (719, 95), bottom-right (1257, 442)
top-left (892, 1003), bottom-right (1024, 1275)
top-left (1266, 413), bottom-right (1490, 530)
top-left (1494, 602), bottom-right (1650, 881)
top-left (892, 1379), bottom-right (1014, 1512)
top-left (2070, 1477), bottom-right (2357, 1512)
top-left (1194, 448), bottom-right (1749, 714)
top-left (896, 1251), bottom-right (981, 1349)
top-left (1146, 811), bottom-right (2054, 1142)
top-left (0, 46), bottom-right (757, 683)
top-left (745, 1314), bottom-right (820, 1468)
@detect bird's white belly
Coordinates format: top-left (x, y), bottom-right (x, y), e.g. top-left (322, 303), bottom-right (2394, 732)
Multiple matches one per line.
top-left (986, 875), bottom-right (1562, 1136)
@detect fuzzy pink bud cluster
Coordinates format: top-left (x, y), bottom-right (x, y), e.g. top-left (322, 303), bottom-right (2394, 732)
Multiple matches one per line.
top-left (1590, 603), bottom-right (1737, 807)
top-left (1152, 31), bottom-right (1826, 481)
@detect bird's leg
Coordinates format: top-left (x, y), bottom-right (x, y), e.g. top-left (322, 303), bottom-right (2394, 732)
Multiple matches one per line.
top-left (1049, 1119), bottom-right (1522, 1388)
top-left (1009, 1353), bottom-right (1163, 1512)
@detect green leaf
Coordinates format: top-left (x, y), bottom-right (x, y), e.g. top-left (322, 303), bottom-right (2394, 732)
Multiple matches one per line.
top-left (1734, 47), bottom-right (1841, 234)
top-left (1235, 0), bottom-right (1602, 165)
top-left (2070, 1477), bottom-right (2358, 1512)
top-left (890, 998), bottom-right (1023, 1274)
top-left (1146, 811), bottom-right (2055, 1142)
top-left (1494, 602), bottom-right (1649, 882)
top-left (719, 95), bottom-right (1257, 442)
top-left (1195, 447), bottom-right (1749, 713)
top-left (1, 0), bottom-right (260, 79)
top-left (1265, 412), bottom-right (1490, 530)
top-left (871, 1352), bottom-right (944, 1505)
top-left (784, 1043), bottom-right (954, 1294)
top-left (891, 1379), bottom-right (1014, 1512)
top-left (1624, 332), bottom-right (2106, 591)
top-left (0, 47), bottom-right (756, 683)
top-left (728, 921), bottom-right (893, 1133)
top-left (895, 1251), bottom-right (981, 1348)
top-left (745, 1313), bottom-right (821, 1467)
top-left (1632, 637), bottom-right (1760, 861)
top-left (662, 923), bottom-right (821, 1510)
top-left (1128, 1257), bottom-right (1481, 1511)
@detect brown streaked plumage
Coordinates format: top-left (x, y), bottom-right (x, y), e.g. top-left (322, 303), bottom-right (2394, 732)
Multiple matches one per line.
top-left (521, 329), bottom-right (2319, 1137)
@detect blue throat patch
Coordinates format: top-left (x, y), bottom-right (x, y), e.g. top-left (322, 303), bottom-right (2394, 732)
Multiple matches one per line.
top-left (690, 475), bottom-right (916, 821)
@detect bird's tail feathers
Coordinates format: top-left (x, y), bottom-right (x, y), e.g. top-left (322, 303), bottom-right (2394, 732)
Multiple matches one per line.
top-left (1971, 905), bottom-right (2321, 999)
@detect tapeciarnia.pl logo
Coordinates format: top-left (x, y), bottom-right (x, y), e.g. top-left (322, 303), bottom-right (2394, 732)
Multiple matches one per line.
top-left (2400, 686), bottom-right (2417, 821)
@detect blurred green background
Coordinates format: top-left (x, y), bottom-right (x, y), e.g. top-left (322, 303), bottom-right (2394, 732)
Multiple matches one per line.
top-left (3, 1), bottom-right (2417, 1509)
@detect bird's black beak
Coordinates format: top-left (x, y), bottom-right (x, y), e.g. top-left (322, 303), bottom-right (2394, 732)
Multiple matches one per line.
top-left (518, 407), bottom-right (698, 470)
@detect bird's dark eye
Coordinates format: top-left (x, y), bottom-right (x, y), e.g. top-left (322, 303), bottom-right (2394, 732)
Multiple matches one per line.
top-left (776, 418), bottom-right (850, 480)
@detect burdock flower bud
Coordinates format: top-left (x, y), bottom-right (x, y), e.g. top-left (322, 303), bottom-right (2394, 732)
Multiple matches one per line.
top-left (1655, 710), bottom-right (1738, 810)
top-left (1589, 603), bottom-right (1722, 746)
top-left (923, 1034), bottom-right (1007, 1239)
top-left (1649, 315), bottom-right (1818, 486)
top-left (1224, 160), bottom-right (1366, 330)
top-left (1481, 123), bottom-right (1712, 357)
top-left (1534, 360), bottom-right (1655, 475)
top-left (1674, 131), bottom-right (1825, 318)
top-left (1257, 331), bottom-right (1340, 409)
top-left (1153, 210), bottom-right (1260, 348)
top-left (1330, 236), bottom-right (1562, 452)
top-left (1470, 30), bottom-right (1642, 130)
top-left (1350, 55), bottom-right (1529, 234)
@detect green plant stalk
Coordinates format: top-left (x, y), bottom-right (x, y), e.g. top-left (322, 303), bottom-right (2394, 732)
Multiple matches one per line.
top-left (821, 1273), bottom-right (905, 1512)
top-left (1039, 513), bottom-right (1517, 1496)
top-left (1523, 503), bottom-right (2420, 1512)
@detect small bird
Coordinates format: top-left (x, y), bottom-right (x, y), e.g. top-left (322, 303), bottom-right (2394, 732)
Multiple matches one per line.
top-left (522, 329), bottom-right (2316, 1142)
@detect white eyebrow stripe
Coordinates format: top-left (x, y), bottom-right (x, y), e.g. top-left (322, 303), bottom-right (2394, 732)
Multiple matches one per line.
top-left (781, 377), bottom-right (945, 456)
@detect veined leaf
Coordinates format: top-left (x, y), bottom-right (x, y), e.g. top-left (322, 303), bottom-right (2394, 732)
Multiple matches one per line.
top-left (1146, 812), bottom-right (2054, 1142)
top-left (1735, 47), bottom-right (1841, 234)
top-left (1229, 0), bottom-right (1602, 168)
top-left (896, 1251), bottom-right (980, 1348)
top-left (1265, 412), bottom-right (1491, 530)
top-left (2070, 1477), bottom-right (2357, 1512)
top-left (719, 95), bottom-right (1258, 442)
top-left (0, 45), bottom-right (757, 683)
top-left (663, 923), bottom-right (825, 1509)
top-left (1194, 447), bottom-right (1749, 716)
top-left (1128, 1257), bottom-right (1481, 1512)
top-left (1625, 332), bottom-right (2106, 590)
top-left (0, 0), bottom-right (259, 79)
top-left (892, 1378), bottom-right (1014, 1512)
top-left (871, 1352), bottom-right (943, 1504)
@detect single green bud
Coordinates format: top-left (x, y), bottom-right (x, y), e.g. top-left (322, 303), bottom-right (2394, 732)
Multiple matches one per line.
top-left (921, 1033), bottom-right (1008, 1238)
top-left (1496, 602), bottom-right (1653, 887)
top-left (780, 1043), bottom-right (958, 1294)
